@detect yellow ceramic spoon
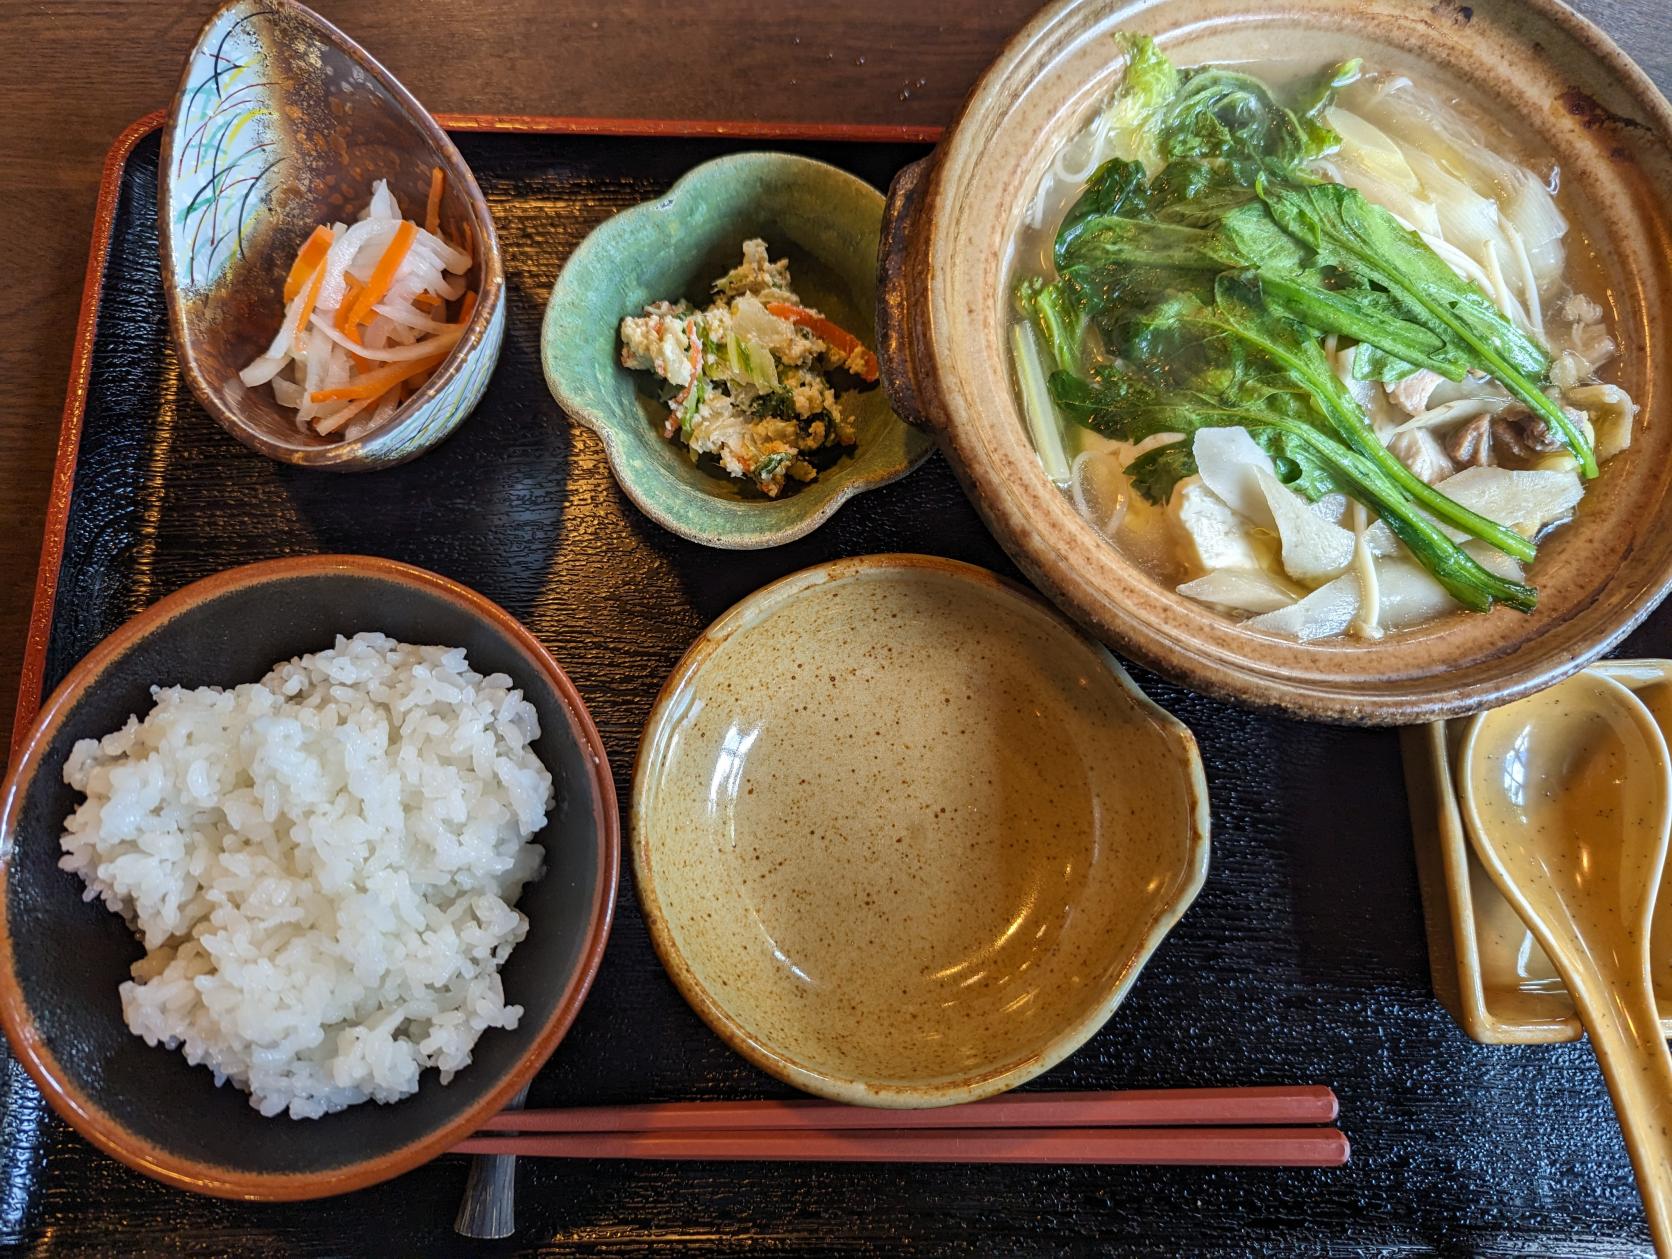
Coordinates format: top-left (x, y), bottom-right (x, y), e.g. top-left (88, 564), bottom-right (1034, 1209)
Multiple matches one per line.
top-left (1459, 671), bottom-right (1672, 1255)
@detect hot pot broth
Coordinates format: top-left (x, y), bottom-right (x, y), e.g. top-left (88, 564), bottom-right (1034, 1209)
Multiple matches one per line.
top-left (1008, 39), bottom-right (1633, 642)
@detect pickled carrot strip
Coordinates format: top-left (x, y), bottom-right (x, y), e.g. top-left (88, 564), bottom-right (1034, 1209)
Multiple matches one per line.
top-left (308, 348), bottom-right (447, 402)
top-left (424, 167), bottom-right (444, 237)
top-left (283, 226), bottom-right (334, 302)
top-left (335, 274), bottom-right (366, 338)
top-left (399, 364), bottom-right (437, 401)
top-left (291, 261), bottom-right (325, 353)
top-left (340, 220), bottom-right (416, 336)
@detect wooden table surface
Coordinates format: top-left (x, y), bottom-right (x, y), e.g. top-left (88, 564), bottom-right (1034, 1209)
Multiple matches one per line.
top-left (0, 0), bottom-right (1669, 1254)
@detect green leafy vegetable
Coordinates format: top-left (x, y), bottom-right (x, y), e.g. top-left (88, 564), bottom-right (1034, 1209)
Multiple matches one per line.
top-left (1256, 179), bottom-right (1594, 474)
top-left (1014, 33), bottom-right (1591, 615)
top-left (1255, 276), bottom-right (1467, 380)
top-left (1056, 158), bottom-right (1152, 258)
top-left (1048, 357), bottom-right (1535, 612)
top-left (1012, 321), bottom-right (1072, 484)
top-left (1350, 341), bottom-right (1422, 384)
top-left (1291, 58), bottom-right (1364, 157)
top-left (677, 376), bottom-right (707, 442)
top-left (1124, 440), bottom-right (1197, 504)
top-left (1200, 277), bottom-right (1534, 562)
top-left (1250, 426), bottom-right (1342, 502)
top-left (1104, 33), bottom-right (1182, 170)
top-left (754, 388), bottom-right (799, 422)
top-left (753, 451), bottom-right (794, 483)
top-left (1016, 275), bottom-right (1090, 376)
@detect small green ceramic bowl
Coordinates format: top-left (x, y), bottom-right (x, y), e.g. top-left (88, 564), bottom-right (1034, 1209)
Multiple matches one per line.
top-left (542, 153), bottom-right (932, 549)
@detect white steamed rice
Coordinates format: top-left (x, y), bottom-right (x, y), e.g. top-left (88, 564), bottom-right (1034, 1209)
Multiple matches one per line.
top-left (58, 632), bottom-right (555, 1120)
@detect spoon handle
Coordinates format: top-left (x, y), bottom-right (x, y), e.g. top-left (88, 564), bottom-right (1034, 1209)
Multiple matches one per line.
top-left (1565, 960), bottom-right (1672, 1256)
top-left (455, 1083), bottom-right (530, 1240)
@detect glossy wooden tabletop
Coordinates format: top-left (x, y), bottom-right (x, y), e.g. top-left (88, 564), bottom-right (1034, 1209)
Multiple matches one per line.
top-left (0, 0), bottom-right (1669, 1254)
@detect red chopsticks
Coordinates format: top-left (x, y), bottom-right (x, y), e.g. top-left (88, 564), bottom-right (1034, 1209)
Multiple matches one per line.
top-left (452, 1125), bottom-right (1347, 1166)
top-left (450, 1087), bottom-right (1349, 1168)
top-left (470, 1086), bottom-right (1338, 1132)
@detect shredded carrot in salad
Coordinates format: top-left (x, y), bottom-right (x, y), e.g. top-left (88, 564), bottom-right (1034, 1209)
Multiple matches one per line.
top-left (239, 177), bottom-right (477, 440)
top-left (764, 303), bottom-right (879, 381)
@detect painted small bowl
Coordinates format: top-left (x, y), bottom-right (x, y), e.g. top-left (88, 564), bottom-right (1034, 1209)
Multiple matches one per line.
top-left (633, 554), bottom-right (1209, 1106)
top-left (0, 556), bottom-right (618, 1199)
top-left (542, 153), bottom-right (933, 549)
top-left (877, 0), bottom-right (1672, 724)
top-left (160, 0), bottom-right (506, 471)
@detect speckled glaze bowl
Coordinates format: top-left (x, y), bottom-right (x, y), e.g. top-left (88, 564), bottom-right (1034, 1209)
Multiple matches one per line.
top-left (160, 0), bottom-right (505, 470)
top-left (877, 0), bottom-right (1672, 725)
top-left (633, 554), bottom-right (1209, 1106)
top-left (0, 556), bottom-right (617, 1199)
top-left (543, 153), bottom-right (933, 548)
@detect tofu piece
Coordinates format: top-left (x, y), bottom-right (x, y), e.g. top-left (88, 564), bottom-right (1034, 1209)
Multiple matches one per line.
top-left (1170, 478), bottom-right (1265, 575)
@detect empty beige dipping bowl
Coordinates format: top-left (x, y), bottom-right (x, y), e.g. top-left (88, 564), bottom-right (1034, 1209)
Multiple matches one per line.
top-left (633, 555), bottom-right (1209, 1106)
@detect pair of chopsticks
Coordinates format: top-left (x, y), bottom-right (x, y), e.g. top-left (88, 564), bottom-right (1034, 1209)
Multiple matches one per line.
top-left (451, 1086), bottom-right (1349, 1167)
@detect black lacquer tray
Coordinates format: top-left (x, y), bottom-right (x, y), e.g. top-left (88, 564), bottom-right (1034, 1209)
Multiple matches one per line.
top-left (1, 116), bottom-right (1660, 1256)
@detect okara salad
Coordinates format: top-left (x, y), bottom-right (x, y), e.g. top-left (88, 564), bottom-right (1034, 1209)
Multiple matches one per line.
top-left (619, 239), bottom-right (879, 497)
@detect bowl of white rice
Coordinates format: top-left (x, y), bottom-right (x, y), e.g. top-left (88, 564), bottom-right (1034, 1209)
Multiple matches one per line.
top-left (0, 555), bottom-right (618, 1199)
